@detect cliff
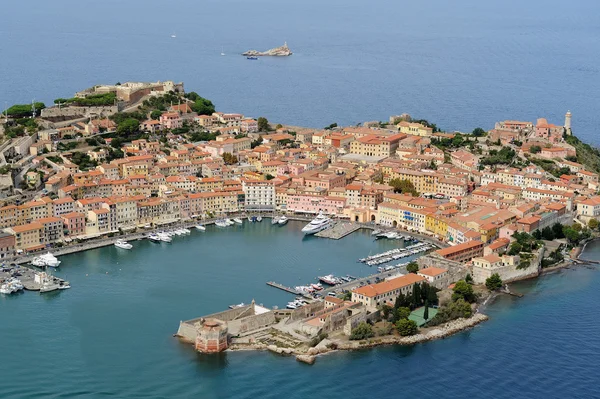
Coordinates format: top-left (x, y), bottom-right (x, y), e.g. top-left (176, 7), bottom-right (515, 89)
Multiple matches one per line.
top-left (242, 42), bottom-right (292, 57)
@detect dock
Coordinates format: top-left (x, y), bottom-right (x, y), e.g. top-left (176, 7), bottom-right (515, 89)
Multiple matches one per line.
top-left (266, 281), bottom-right (299, 295)
top-left (315, 222), bottom-right (362, 240)
top-left (0, 264), bottom-right (68, 291)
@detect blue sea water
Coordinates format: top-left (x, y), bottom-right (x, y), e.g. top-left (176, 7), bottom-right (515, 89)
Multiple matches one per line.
top-left (1, 0), bottom-right (600, 143)
top-left (1, 223), bottom-right (600, 398)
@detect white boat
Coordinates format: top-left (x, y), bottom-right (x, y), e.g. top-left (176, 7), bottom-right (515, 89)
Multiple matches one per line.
top-left (229, 302), bottom-right (245, 309)
top-left (0, 283), bottom-right (15, 294)
top-left (31, 257), bottom-right (47, 267)
top-left (114, 240), bottom-right (133, 250)
top-left (8, 278), bottom-right (24, 291)
top-left (171, 33), bottom-right (177, 38)
top-left (182, 228), bottom-right (191, 234)
top-left (301, 211), bottom-right (332, 235)
top-left (318, 275), bottom-right (337, 285)
top-left (257, 216), bottom-right (262, 222)
top-left (233, 218), bottom-right (243, 224)
top-left (225, 219), bottom-right (235, 226)
top-left (271, 216), bottom-right (280, 225)
top-left (195, 225), bottom-right (206, 231)
top-left (221, 46), bottom-right (225, 56)
top-left (371, 229), bottom-right (382, 236)
top-left (35, 253), bottom-right (61, 268)
top-left (174, 230), bottom-right (184, 236)
top-left (278, 216), bottom-right (288, 225)
top-left (215, 220), bottom-right (229, 228)
top-left (247, 216), bottom-right (253, 222)
top-left (286, 302), bottom-right (297, 309)
top-left (58, 282), bottom-right (71, 290)
top-left (157, 232), bottom-right (172, 243)
top-left (148, 233), bottom-right (161, 242)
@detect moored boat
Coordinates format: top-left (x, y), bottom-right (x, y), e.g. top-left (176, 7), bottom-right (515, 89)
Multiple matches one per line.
top-left (157, 232), bottom-right (172, 243)
top-left (271, 216), bottom-right (280, 225)
top-left (278, 216), bottom-right (288, 225)
top-left (233, 218), bottom-right (243, 224)
top-left (148, 233), bottom-right (161, 242)
top-left (114, 240), bottom-right (133, 250)
top-left (301, 211), bottom-right (332, 235)
top-left (195, 225), bottom-right (206, 231)
top-left (257, 216), bottom-right (262, 222)
top-left (318, 275), bottom-right (338, 285)
top-left (215, 220), bottom-right (229, 228)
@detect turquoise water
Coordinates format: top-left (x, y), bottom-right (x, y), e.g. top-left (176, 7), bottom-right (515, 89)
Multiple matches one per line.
top-left (1, 223), bottom-right (600, 398)
top-left (2, 0), bottom-right (600, 143)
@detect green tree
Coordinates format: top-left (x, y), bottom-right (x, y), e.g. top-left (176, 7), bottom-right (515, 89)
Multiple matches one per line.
top-left (341, 291), bottom-right (352, 301)
top-left (541, 226), bottom-right (555, 241)
top-left (530, 145), bottom-right (541, 154)
top-left (452, 280), bottom-right (476, 303)
top-left (4, 102), bottom-right (45, 118)
top-left (275, 123), bottom-right (283, 129)
top-left (588, 219), bottom-right (599, 230)
top-left (349, 322), bottom-right (374, 340)
top-left (396, 319), bottom-right (418, 336)
top-left (406, 261), bottom-right (419, 274)
top-left (150, 110), bottom-right (162, 120)
top-left (116, 118), bottom-right (139, 136)
top-left (485, 273), bottom-right (503, 291)
top-left (389, 178), bottom-right (419, 196)
top-left (423, 302), bottom-right (429, 320)
top-left (257, 117), bottom-right (270, 132)
top-left (189, 95), bottom-right (215, 115)
top-left (380, 304), bottom-right (392, 320)
top-left (428, 299), bottom-right (472, 326)
top-left (508, 242), bottom-right (522, 256)
top-left (532, 229), bottom-right (542, 240)
top-left (393, 307), bottom-right (411, 322)
top-left (222, 152), bottom-right (238, 165)
top-left (472, 127), bottom-right (486, 137)
top-left (265, 174), bottom-right (275, 180)
top-left (465, 273), bottom-right (473, 284)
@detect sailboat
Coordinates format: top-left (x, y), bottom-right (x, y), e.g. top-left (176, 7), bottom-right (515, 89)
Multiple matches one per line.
top-left (221, 46), bottom-right (225, 56)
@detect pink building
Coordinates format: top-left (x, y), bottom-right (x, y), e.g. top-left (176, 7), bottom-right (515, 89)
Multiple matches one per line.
top-left (160, 112), bottom-right (183, 129)
top-left (62, 212), bottom-right (86, 237)
top-left (241, 119), bottom-right (258, 133)
top-left (286, 195), bottom-right (346, 215)
top-left (535, 118), bottom-right (563, 142)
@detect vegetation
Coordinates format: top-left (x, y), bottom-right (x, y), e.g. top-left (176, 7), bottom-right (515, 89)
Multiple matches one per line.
top-left (251, 136), bottom-right (263, 149)
top-left (427, 299), bottom-right (472, 326)
top-left (116, 118), bottom-right (140, 136)
top-left (341, 291), bottom-right (352, 301)
top-left (189, 131), bottom-right (219, 142)
top-left (0, 165), bottom-right (11, 174)
top-left (507, 231), bottom-right (541, 255)
top-left (389, 178), bottom-right (419, 196)
top-left (265, 174), bottom-right (275, 180)
top-left (46, 156), bottom-right (63, 164)
top-left (465, 273), bottom-right (473, 284)
top-left (391, 282), bottom-right (439, 312)
top-left (529, 145), bottom-right (541, 154)
top-left (431, 133), bottom-right (471, 150)
top-left (57, 142), bottom-right (78, 151)
top-left (324, 122), bottom-right (338, 130)
top-left (565, 134), bottom-right (600, 174)
top-left (257, 117), bottom-right (270, 132)
top-left (54, 92), bottom-right (116, 106)
top-left (411, 119), bottom-right (440, 133)
top-left (70, 152), bottom-right (98, 171)
top-left (390, 306), bottom-right (411, 323)
top-left (3, 102), bottom-right (45, 118)
top-left (150, 110), bottom-right (162, 120)
top-left (451, 280), bottom-right (477, 303)
top-left (374, 322), bottom-right (394, 336)
top-left (396, 319), bottom-right (418, 336)
top-left (472, 127), bottom-right (486, 137)
top-left (485, 273), bottom-right (503, 291)
top-left (406, 261), bottom-right (419, 274)
top-left (185, 92), bottom-right (215, 115)
top-left (529, 157), bottom-right (571, 178)
top-left (349, 322), bottom-right (374, 340)
top-left (222, 152), bottom-right (238, 165)
top-left (480, 146), bottom-right (516, 166)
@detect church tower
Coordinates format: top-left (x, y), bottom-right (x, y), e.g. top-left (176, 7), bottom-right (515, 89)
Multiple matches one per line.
top-left (564, 110), bottom-right (572, 135)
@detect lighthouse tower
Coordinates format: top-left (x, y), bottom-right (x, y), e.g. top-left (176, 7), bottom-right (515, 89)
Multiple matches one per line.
top-left (564, 110), bottom-right (572, 135)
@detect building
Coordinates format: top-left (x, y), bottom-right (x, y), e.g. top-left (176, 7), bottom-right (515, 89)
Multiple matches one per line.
top-left (351, 274), bottom-right (426, 311)
top-left (5, 222), bottom-right (44, 252)
top-left (242, 180), bottom-right (275, 211)
top-left (417, 267), bottom-right (449, 288)
top-left (397, 121), bottom-right (433, 137)
top-left (0, 232), bottom-right (16, 259)
top-left (62, 212), bottom-right (86, 237)
top-left (434, 240), bottom-right (484, 263)
top-left (194, 319), bottom-right (229, 353)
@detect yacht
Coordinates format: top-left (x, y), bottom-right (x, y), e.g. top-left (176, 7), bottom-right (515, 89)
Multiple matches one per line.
top-left (371, 229), bottom-right (382, 236)
top-left (233, 218), bottom-right (243, 224)
top-left (286, 302), bottom-right (297, 309)
top-left (157, 232), bottom-right (172, 243)
top-left (301, 211), bottom-right (332, 235)
top-left (256, 216), bottom-right (262, 222)
top-left (229, 302), bottom-right (245, 309)
top-left (114, 240), bottom-right (133, 250)
top-left (225, 219), bottom-right (235, 226)
top-left (247, 216), bottom-right (253, 222)
top-left (195, 225), bottom-right (206, 231)
top-left (215, 220), bottom-right (229, 228)
top-left (310, 283), bottom-right (323, 291)
top-left (174, 229), bottom-right (184, 236)
top-left (318, 275), bottom-right (338, 285)
top-left (8, 278), bottom-right (24, 291)
top-left (271, 216), bottom-right (280, 225)
top-left (148, 233), bottom-right (161, 242)
top-left (182, 228), bottom-right (191, 234)
top-left (58, 281), bottom-right (71, 290)
top-left (278, 215), bottom-right (288, 225)
top-left (33, 253), bottom-right (61, 268)
top-left (0, 283), bottom-right (14, 294)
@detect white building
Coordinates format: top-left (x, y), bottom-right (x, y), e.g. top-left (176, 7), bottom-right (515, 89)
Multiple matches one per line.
top-left (242, 180), bottom-right (275, 211)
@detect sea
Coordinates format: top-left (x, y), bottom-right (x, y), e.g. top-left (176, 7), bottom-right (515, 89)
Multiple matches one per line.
top-left (1, 0), bottom-right (600, 144)
top-left (1, 222), bottom-right (599, 398)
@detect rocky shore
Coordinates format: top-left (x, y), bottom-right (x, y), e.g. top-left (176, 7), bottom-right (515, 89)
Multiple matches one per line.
top-left (242, 42), bottom-right (292, 57)
top-left (228, 313), bottom-right (488, 365)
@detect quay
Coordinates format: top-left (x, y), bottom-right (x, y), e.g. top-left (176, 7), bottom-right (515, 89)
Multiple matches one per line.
top-left (315, 222), bottom-right (362, 240)
top-left (266, 281), bottom-right (300, 295)
top-left (320, 268), bottom-right (404, 297)
top-left (0, 265), bottom-right (67, 291)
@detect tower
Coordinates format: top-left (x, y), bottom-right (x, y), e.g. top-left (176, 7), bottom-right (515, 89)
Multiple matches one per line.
top-left (564, 110), bottom-right (572, 135)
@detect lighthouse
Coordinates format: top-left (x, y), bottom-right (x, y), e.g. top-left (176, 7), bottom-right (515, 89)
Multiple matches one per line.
top-left (564, 110), bottom-right (572, 135)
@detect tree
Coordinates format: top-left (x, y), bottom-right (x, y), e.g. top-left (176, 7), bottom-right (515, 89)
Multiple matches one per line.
top-left (350, 322), bottom-right (374, 340)
top-left (472, 127), bottom-right (486, 137)
top-left (222, 152), bottom-right (238, 165)
top-left (380, 304), bottom-right (392, 320)
top-left (341, 291), bottom-right (352, 301)
top-left (389, 178), bottom-right (419, 196)
top-left (452, 280), bottom-right (476, 303)
top-left (423, 302), bottom-right (429, 320)
top-left (465, 273), bottom-right (473, 284)
top-left (406, 261), bottom-right (419, 274)
top-left (532, 229), bottom-right (542, 240)
top-left (485, 273), bottom-right (503, 291)
top-left (257, 117), bottom-right (270, 132)
top-left (552, 222), bottom-right (565, 239)
top-left (508, 242), bottom-right (522, 256)
top-left (116, 118), bottom-right (139, 136)
top-left (589, 219), bottom-right (599, 230)
top-left (541, 226), bottom-right (555, 241)
top-left (251, 136), bottom-right (263, 149)
top-left (189, 95), bottom-right (215, 115)
top-left (150, 110), bottom-right (162, 120)
top-left (392, 307), bottom-right (411, 323)
top-left (275, 123), bottom-right (283, 129)
top-left (530, 145), bottom-right (541, 154)
top-left (4, 102), bottom-right (45, 118)
top-left (265, 174), bottom-right (275, 180)
top-left (396, 319), bottom-right (418, 336)
top-left (428, 299), bottom-right (472, 326)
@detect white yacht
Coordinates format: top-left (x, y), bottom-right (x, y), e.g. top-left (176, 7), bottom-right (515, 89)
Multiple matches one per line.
top-left (174, 229), bottom-right (184, 236)
top-left (271, 216), bottom-right (280, 225)
top-left (35, 253), bottom-right (61, 268)
top-left (148, 233), bottom-right (161, 242)
top-left (157, 232), bottom-right (172, 243)
top-left (256, 216), bottom-right (263, 222)
top-left (301, 211), bottom-right (332, 235)
top-left (0, 283), bottom-right (14, 294)
top-left (247, 216), bottom-right (253, 222)
top-left (278, 216), bottom-right (288, 225)
top-left (8, 278), bottom-right (24, 291)
top-left (215, 220), bottom-right (229, 228)
top-left (233, 218), bottom-right (243, 224)
top-left (182, 228), bottom-right (191, 234)
top-left (114, 240), bottom-right (133, 250)
top-left (195, 225), bottom-right (206, 231)
top-left (225, 219), bottom-right (235, 226)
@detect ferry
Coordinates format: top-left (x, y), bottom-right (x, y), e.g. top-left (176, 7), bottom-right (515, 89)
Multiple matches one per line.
top-left (301, 211), bottom-right (332, 235)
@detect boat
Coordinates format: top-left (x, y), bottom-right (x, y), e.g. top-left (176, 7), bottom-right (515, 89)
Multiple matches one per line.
top-left (247, 216), bottom-right (253, 222)
top-left (174, 229), bottom-right (184, 236)
top-left (286, 302), bottom-right (297, 309)
top-left (318, 275), bottom-right (337, 285)
top-left (8, 278), bottom-right (23, 291)
top-left (301, 211), bottom-right (332, 235)
top-left (157, 232), bottom-right (172, 243)
top-left (0, 283), bottom-right (15, 294)
top-left (310, 283), bottom-right (323, 291)
top-left (257, 216), bottom-right (262, 222)
top-left (215, 220), bottom-right (229, 228)
top-left (278, 216), bottom-right (288, 225)
top-left (182, 228), bottom-right (191, 234)
top-left (40, 282), bottom-right (60, 293)
top-left (221, 46), bottom-right (225, 56)
top-left (171, 33), bottom-right (177, 38)
top-left (195, 225), bottom-right (206, 231)
top-left (371, 229), bottom-right (382, 236)
top-left (33, 253), bottom-right (61, 268)
top-left (114, 240), bottom-right (133, 250)
top-left (148, 233), bottom-right (161, 242)
top-left (246, 56), bottom-right (258, 60)
top-left (225, 219), bottom-right (235, 226)
top-left (271, 216), bottom-right (280, 225)
top-left (58, 282), bottom-right (71, 290)
top-left (31, 257), bottom-right (47, 267)
top-left (229, 302), bottom-right (245, 309)
top-left (233, 217), bottom-right (243, 224)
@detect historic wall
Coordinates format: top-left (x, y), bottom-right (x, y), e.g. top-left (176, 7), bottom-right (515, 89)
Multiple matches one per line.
top-left (41, 105), bottom-right (119, 119)
top-left (228, 312), bottom-right (276, 336)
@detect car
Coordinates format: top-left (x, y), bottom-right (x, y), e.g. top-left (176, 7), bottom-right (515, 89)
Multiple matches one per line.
top-left (366, 280), bottom-right (372, 284)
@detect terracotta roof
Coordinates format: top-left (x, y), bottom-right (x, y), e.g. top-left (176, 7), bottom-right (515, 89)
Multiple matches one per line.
top-left (353, 274), bottom-right (426, 298)
top-left (418, 267), bottom-right (448, 277)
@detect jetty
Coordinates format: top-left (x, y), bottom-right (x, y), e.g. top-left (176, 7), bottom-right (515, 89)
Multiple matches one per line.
top-left (266, 281), bottom-right (299, 295)
top-left (315, 222), bottom-right (362, 239)
top-left (0, 265), bottom-right (68, 291)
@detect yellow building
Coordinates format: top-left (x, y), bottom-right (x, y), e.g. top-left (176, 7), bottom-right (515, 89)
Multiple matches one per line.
top-left (425, 213), bottom-right (449, 238)
top-left (397, 121), bottom-right (434, 137)
top-left (6, 222), bottom-right (44, 252)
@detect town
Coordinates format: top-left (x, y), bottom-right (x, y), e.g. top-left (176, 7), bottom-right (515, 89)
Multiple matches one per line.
top-left (1, 81), bottom-right (599, 362)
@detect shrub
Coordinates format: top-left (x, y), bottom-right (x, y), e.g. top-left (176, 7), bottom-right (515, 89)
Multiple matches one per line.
top-left (396, 319), bottom-right (418, 336)
top-left (350, 322), bottom-right (374, 340)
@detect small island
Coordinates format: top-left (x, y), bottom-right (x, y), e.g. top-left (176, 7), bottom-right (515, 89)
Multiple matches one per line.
top-left (242, 42), bottom-right (292, 57)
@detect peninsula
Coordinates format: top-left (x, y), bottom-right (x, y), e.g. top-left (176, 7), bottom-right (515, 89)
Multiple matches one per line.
top-left (242, 42), bottom-right (292, 57)
top-left (2, 81), bottom-right (599, 364)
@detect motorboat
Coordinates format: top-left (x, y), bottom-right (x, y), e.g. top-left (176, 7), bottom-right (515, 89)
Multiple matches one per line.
top-left (225, 219), bottom-right (235, 226)
top-left (233, 218), bottom-right (243, 224)
top-left (148, 233), bottom-right (161, 242)
top-left (182, 228), bottom-right (191, 234)
top-left (33, 253), bottom-right (61, 268)
top-left (114, 240), bottom-right (133, 250)
top-left (174, 229), bottom-right (184, 236)
top-left (256, 216), bottom-right (262, 222)
top-left (229, 302), bottom-right (245, 309)
top-left (248, 216), bottom-right (253, 222)
top-left (286, 302), bottom-right (297, 309)
top-left (247, 56), bottom-right (259, 60)
top-left (8, 278), bottom-right (23, 291)
top-left (301, 211), bottom-right (332, 235)
top-left (157, 232), bottom-right (172, 243)
top-left (215, 220), bottom-right (229, 228)
top-left (0, 283), bottom-right (14, 294)
top-left (310, 283), bottom-right (323, 291)
top-left (195, 225), bottom-right (206, 231)
top-left (58, 282), bottom-right (71, 290)
top-left (271, 216), bottom-right (280, 225)
top-left (278, 216), bottom-right (288, 225)
top-left (371, 229), bottom-right (382, 236)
